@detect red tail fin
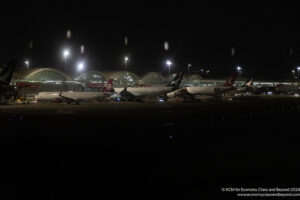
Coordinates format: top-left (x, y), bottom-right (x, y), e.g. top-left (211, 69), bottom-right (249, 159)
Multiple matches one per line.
top-left (103, 79), bottom-right (114, 92)
top-left (223, 72), bottom-right (238, 86)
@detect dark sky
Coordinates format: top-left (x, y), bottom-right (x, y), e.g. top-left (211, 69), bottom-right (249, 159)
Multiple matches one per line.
top-left (1, 1), bottom-right (300, 79)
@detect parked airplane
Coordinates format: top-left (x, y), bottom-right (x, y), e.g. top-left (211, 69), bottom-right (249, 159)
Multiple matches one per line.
top-left (35, 79), bottom-right (115, 104)
top-left (0, 60), bottom-right (17, 104)
top-left (236, 77), bottom-right (254, 93)
top-left (168, 72), bottom-right (238, 98)
top-left (114, 72), bottom-right (183, 101)
top-left (186, 72), bottom-right (238, 95)
top-left (241, 77), bottom-right (254, 88)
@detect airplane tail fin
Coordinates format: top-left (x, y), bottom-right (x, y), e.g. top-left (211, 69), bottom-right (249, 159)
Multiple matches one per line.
top-left (103, 79), bottom-right (114, 92)
top-left (241, 78), bottom-right (250, 87)
top-left (247, 77), bottom-right (254, 87)
top-left (241, 77), bottom-right (254, 87)
top-left (243, 77), bottom-right (254, 87)
top-left (223, 72), bottom-right (238, 87)
top-left (0, 60), bottom-right (17, 85)
top-left (166, 72), bottom-right (183, 88)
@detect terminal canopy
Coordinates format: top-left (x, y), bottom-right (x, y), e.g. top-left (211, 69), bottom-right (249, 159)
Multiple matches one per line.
top-left (74, 71), bottom-right (106, 83)
top-left (142, 72), bottom-right (166, 85)
top-left (13, 68), bottom-right (71, 82)
top-left (107, 71), bottom-right (140, 86)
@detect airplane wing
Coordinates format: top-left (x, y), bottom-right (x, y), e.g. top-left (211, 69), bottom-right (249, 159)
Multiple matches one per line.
top-left (174, 87), bottom-right (188, 95)
top-left (167, 87), bottom-right (190, 98)
top-left (59, 91), bottom-right (79, 104)
top-left (215, 86), bottom-right (236, 95)
top-left (103, 91), bottom-right (115, 97)
top-left (119, 87), bottom-right (136, 101)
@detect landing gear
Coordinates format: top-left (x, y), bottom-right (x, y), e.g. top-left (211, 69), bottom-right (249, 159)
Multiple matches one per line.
top-left (121, 97), bottom-right (129, 102)
top-left (120, 95), bottom-right (135, 102)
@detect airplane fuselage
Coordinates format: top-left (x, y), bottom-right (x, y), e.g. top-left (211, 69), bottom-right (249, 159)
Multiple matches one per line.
top-left (35, 91), bottom-right (109, 102)
top-left (186, 86), bottom-right (233, 95)
top-left (115, 86), bottom-right (173, 97)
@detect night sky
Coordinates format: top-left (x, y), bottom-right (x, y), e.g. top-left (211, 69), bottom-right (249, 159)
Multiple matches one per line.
top-left (1, 1), bottom-right (300, 79)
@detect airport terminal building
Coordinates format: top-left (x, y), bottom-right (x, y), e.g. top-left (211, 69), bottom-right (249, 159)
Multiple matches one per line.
top-left (11, 67), bottom-right (299, 96)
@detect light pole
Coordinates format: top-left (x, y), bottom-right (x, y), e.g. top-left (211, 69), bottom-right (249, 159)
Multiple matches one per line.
top-left (166, 60), bottom-right (172, 75)
top-left (25, 60), bottom-right (29, 69)
top-left (188, 64), bottom-right (192, 75)
top-left (77, 62), bottom-right (85, 74)
top-left (63, 49), bottom-right (70, 73)
top-left (297, 66), bottom-right (300, 80)
top-left (124, 56), bottom-right (129, 71)
top-left (237, 66), bottom-right (242, 79)
top-left (292, 69), bottom-right (295, 80)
